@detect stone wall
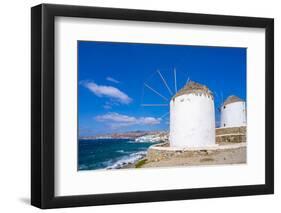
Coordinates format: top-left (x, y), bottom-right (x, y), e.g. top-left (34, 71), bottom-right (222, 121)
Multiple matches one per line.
top-left (216, 126), bottom-right (246, 144)
top-left (216, 126), bottom-right (246, 135)
top-left (145, 126), bottom-right (247, 166)
top-left (146, 143), bottom-right (246, 166)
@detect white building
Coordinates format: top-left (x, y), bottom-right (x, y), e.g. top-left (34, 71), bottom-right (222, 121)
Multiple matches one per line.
top-left (220, 95), bottom-right (246, 128)
top-left (169, 81), bottom-right (216, 148)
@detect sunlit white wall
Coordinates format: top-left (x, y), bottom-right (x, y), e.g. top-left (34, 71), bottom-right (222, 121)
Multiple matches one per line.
top-left (169, 93), bottom-right (215, 147)
top-left (220, 101), bottom-right (246, 127)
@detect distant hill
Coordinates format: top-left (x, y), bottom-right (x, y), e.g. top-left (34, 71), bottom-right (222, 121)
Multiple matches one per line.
top-left (79, 130), bottom-right (168, 140)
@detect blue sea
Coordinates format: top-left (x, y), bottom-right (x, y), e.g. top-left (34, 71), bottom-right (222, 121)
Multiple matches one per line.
top-left (78, 139), bottom-right (157, 170)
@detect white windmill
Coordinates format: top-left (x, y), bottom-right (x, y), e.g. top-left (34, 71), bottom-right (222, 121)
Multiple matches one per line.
top-left (142, 69), bottom-right (216, 148)
top-left (220, 95), bottom-right (247, 128)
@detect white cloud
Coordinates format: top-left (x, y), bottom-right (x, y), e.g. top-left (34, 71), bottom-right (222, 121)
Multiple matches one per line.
top-left (95, 112), bottom-right (161, 128)
top-left (106, 76), bottom-right (120, 84)
top-left (103, 104), bottom-right (112, 110)
top-left (81, 81), bottom-right (132, 104)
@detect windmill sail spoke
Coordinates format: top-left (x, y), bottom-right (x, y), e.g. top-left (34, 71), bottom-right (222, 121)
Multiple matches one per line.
top-left (185, 70), bottom-right (190, 84)
top-left (141, 104), bottom-right (168, 107)
top-left (159, 111), bottom-right (170, 119)
top-left (174, 68), bottom-right (177, 93)
top-left (186, 77), bottom-right (190, 84)
top-left (157, 70), bottom-right (173, 95)
top-left (144, 83), bottom-right (168, 101)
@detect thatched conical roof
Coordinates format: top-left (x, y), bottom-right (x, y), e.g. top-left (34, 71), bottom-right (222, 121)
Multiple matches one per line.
top-left (172, 81), bottom-right (213, 99)
top-left (222, 95), bottom-right (244, 106)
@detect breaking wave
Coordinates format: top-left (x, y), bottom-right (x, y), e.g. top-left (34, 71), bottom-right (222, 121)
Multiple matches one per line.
top-left (106, 151), bottom-right (147, 169)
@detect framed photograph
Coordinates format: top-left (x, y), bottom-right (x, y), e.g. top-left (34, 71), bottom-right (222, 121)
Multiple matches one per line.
top-left (31, 4), bottom-right (274, 209)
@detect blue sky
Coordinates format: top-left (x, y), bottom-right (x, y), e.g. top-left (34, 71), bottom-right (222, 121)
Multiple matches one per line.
top-left (78, 41), bottom-right (246, 136)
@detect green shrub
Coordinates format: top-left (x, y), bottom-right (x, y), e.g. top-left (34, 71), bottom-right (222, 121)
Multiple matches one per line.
top-left (135, 159), bottom-right (147, 168)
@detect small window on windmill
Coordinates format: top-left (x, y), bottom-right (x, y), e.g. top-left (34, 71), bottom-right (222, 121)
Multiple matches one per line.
top-left (224, 105), bottom-right (226, 109)
top-left (180, 98), bottom-right (184, 102)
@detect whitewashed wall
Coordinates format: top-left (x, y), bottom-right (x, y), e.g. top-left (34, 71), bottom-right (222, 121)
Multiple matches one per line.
top-left (169, 93), bottom-right (216, 147)
top-left (220, 102), bottom-right (246, 127)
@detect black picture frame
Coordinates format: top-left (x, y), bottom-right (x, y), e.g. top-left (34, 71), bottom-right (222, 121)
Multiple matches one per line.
top-left (31, 3), bottom-right (274, 209)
